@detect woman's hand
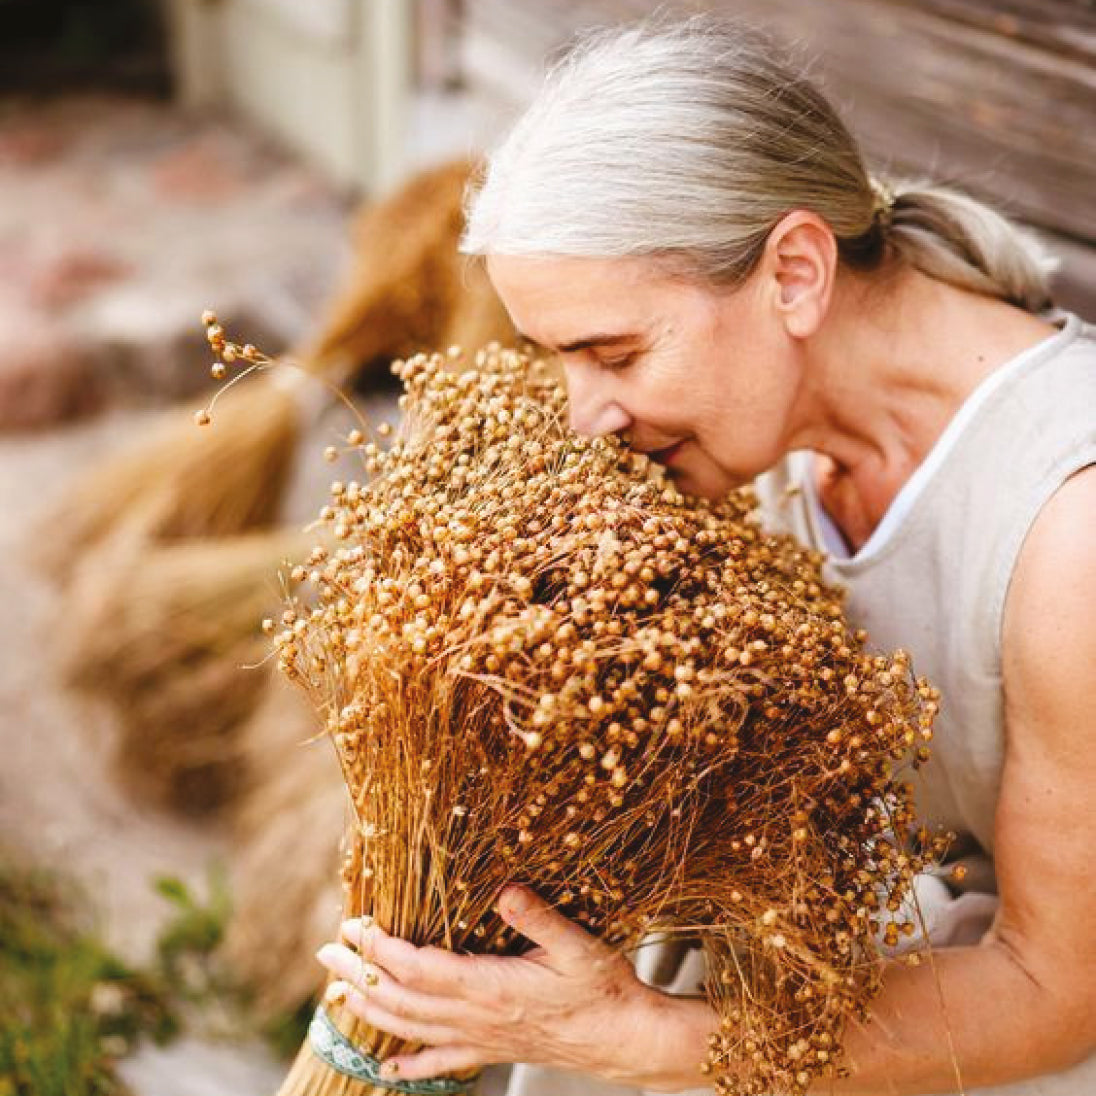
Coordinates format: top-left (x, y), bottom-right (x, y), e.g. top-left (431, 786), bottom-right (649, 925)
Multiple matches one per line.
top-left (315, 885), bottom-right (716, 1091)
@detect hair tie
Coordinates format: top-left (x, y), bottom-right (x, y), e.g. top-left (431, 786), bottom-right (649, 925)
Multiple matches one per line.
top-left (868, 177), bottom-right (896, 228)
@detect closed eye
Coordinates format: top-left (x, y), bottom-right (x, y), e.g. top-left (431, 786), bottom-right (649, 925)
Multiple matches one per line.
top-left (555, 347), bottom-right (637, 372)
top-left (599, 352), bottom-right (637, 371)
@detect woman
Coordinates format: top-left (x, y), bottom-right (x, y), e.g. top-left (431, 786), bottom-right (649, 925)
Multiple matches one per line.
top-left (315, 19), bottom-right (1096, 1095)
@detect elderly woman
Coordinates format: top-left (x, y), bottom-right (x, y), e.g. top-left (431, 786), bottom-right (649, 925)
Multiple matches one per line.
top-left (316, 18), bottom-right (1095, 1096)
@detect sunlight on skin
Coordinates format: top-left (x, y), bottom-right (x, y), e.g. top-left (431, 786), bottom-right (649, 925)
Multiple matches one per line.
top-left (487, 251), bottom-right (805, 501)
top-left (314, 891), bottom-right (715, 1089)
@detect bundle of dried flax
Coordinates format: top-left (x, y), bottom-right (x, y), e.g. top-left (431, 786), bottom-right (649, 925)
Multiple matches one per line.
top-left (254, 335), bottom-right (940, 1096)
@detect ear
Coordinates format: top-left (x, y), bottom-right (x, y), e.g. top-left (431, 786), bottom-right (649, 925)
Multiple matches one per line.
top-left (760, 212), bottom-right (836, 339)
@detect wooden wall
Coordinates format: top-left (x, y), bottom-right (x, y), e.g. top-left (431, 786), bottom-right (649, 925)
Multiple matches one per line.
top-left (459, 0), bottom-right (1096, 317)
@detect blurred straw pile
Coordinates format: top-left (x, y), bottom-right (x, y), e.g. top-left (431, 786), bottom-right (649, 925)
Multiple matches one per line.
top-left (38, 158), bottom-right (514, 1020)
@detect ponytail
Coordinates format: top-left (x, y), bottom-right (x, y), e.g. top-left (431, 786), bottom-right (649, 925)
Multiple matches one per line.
top-left (883, 180), bottom-right (1056, 312)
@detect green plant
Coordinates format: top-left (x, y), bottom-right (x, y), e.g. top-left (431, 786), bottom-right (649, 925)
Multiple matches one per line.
top-left (262, 998), bottom-right (317, 1062)
top-left (152, 864), bottom-right (233, 1003)
top-left (0, 855), bottom-right (176, 1096)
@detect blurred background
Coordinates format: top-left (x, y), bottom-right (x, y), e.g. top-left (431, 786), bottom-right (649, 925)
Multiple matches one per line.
top-left (0, 2), bottom-right (1092, 1094)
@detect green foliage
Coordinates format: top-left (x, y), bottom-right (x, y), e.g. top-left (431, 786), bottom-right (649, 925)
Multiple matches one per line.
top-left (0, 852), bottom-right (307, 1093)
top-left (0, 856), bottom-right (176, 1096)
top-left (261, 997), bottom-right (316, 1061)
top-left (152, 864), bottom-right (233, 1002)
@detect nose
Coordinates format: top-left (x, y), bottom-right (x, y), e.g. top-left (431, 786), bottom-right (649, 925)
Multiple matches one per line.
top-left (564, 361), bottom-right (632, 438)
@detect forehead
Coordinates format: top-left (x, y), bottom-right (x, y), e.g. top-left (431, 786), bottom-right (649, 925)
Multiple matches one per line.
top-left (486, 254), bottom-right (671, 347)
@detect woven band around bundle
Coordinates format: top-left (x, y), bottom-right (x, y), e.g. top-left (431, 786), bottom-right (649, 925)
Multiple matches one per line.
top-left (308, 1006), bottom-right (479, 1094)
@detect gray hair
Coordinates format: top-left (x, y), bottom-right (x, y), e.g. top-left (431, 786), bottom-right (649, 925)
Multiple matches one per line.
top-left (462, 18), bottom-right (1054, 312)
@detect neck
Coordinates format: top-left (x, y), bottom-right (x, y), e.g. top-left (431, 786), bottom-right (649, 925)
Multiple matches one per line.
top-left (787, 267), bottom-right (1056, 543)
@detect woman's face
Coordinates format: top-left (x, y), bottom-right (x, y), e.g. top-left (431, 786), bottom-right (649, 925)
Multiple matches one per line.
top-left (486, 254), bottom-right (805, 499)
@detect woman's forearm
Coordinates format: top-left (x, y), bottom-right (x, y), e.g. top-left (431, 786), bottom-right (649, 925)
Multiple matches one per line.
top-left (647, 939), bottom-right (1085, 1095)
top-left (827, 939), bottom-right (1086, 1096)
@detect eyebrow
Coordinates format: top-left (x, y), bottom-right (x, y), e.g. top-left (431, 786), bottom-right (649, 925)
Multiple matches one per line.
top-left (517, 331), bottom-right (637, 353)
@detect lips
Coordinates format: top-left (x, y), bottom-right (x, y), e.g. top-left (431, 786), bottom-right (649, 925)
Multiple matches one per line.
top-left (648, 440), bottom-right (686, 466)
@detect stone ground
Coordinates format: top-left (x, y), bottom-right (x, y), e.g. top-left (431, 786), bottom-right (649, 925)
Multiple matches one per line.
top-left (0, 93), bottom-right (356, 1095)
top-left (0, 93), bottom-right (355, 429)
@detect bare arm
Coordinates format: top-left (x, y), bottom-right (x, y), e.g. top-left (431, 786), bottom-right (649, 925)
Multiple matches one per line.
top-left (818, 467), bottom-right (1096, 1094)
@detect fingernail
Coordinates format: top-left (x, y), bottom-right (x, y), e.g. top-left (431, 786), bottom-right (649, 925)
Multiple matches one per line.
top-left (340, 915), bottom-right (373, 944)
top-left (380, 1060), bottom-right (399, 1077)
top-left (498, 887), bottom-right (522, 920)
top-left (325, 980), bottom-right (349, 1004)
top-left (315, 944), bottom-right (339, 965)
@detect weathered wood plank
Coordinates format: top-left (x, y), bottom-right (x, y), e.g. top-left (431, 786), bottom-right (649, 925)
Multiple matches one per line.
top-left (465, 0), bottom-right (1096, 244)
top-left (897, 0), bottom-right (1096, 63)
top-left (734, 0), bottom-right (1096, 242)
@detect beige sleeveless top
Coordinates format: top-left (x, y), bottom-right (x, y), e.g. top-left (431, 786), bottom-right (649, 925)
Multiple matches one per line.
top-left (498, 313), bottom-right (1096, 1096)
top-left (758, 311), bottom-right (1096, 861)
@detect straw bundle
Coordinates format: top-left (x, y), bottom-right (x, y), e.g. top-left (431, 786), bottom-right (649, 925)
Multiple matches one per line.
top-left (44, 159), bottom-right (513, 814)
top-left (48, 379), bottom-right (301, 580)
top-left (222, 678), bottom-right (345, 1015)
top-left (262, 339), bottom-right (942, 1096)
top-left (45, 157), bottom-right (511, 579)
top-left (301, 159), bottom-right (512, 380)
top-left (60, 529), bottom-right (311, 810)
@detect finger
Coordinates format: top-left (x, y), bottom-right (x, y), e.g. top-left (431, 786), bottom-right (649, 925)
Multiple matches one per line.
top-left (317, 943), bottom-right (470, 1026)
top-left (498, 885), bottom-right (611, 971)
top-left (340, 918), bottom-right (473, 995)
top-left (379, 1044), bottom-right (487, 1084)
top-left (316, 942), bottom-right (385, 991)
top-left (324, 981), bottom-right (458, 1048)
top-left (339, 918), bottom-right (427, 983)
top-left (339, 916), bottom-right (373, 945)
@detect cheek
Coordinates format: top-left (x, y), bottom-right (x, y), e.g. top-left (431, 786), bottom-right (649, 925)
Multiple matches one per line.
top-left (690, 354), bottom-right (797, 451)
top-left (679, 380), bottom-right (795, 482)
top-left (625, 356), bottom-right (706, 430)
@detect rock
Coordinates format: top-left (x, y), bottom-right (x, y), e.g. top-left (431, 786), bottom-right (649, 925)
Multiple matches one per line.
top-left (0, 314), bottom-right (106, 429)
top-left (149, 131), bottom-right (262, 205)
top-left (0, 120), bottom-right (66, 167)
top-left (0, 94), bottom-right (350, 431)
top-left (29, 248), bottom-right (132, 311)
